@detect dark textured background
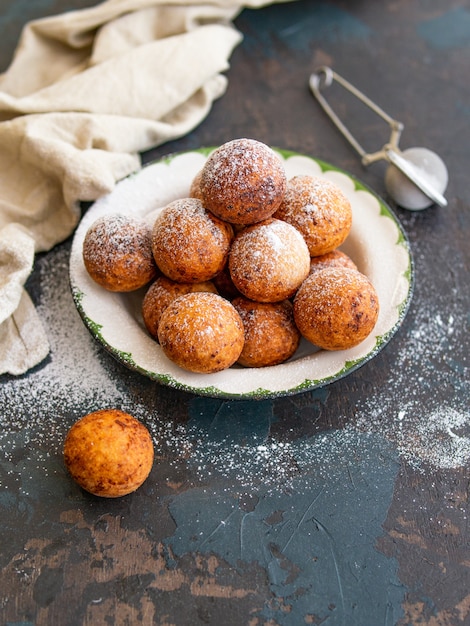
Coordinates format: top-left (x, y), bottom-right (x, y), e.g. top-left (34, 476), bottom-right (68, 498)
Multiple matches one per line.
top-left (1, 1), bottom-right (469, 624)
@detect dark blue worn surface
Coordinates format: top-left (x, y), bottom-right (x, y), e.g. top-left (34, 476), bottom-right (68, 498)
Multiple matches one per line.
top-left (169, 405), bottom-right (403, 625)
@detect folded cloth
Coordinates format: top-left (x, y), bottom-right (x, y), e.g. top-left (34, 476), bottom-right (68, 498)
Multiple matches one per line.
top-left (0, 0), bottom-right (289, 375)
top-left (0, 224), bottom-right (49, 374)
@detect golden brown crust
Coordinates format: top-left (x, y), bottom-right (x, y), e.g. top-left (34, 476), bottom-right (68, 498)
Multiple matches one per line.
top-left (157, 292), bottom-right (245, 373)
top-left (151, 198), bottom-right (233, 283)
top-left (63, 409), bottom-right (154, 498)
top-left (199, 138), bottom-right (287, 225)
top-left (229, 218), bottom-right (310, 302)
top-left (142, 276), bottom-right (217, 340)
top-left (189, 169), bottom-right (204, 201)
top-left (274, 175), bottom-right (352, 256)
top-left (212, 265), bottom-right (242, 300)
top-left (232, 297), bottom-right (300, 367)
top-left (293, 267), bottom-right (379, 351)
top-left (82, 214), bottom-right (157, 292)
top-left (81, 143), bottom-right (383, 373)
top-left (309, 249), bottom-right (357, 274)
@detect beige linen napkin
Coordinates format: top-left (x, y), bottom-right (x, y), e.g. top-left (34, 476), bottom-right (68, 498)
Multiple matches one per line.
top-left (0, 0), bottom-right (287, 375)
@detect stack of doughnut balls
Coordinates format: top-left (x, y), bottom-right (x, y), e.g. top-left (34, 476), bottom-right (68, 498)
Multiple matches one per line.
top-left (82, 138), bottom-right (380, 374)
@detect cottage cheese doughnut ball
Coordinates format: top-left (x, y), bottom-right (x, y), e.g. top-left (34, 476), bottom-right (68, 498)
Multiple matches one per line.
top-left (294, 267), bottom-right (379, 351)
top-left (199, 138), bottom-right (287, 225)
top-left (309, 249), bottom-right (357, 274)
top-left (232, 297), bottom-right (300, 367)
top-left (157, 292), bottom-right (244, 373)
top-left (64, 409), bottom-right (154, 498)
top-left (142, 276), bottom-right (217, 340)
top-left (189, 169), bottom-right (204, 201)
top-left (229, 218), bottom-right (310, 302)
top-left (152, 198), bottom-right (233, 283)
top-left (212, 266), bottom-right (242, 300)
top-left (82, 214), bottom-right (157, 292)
top-left (274, 175), bottom-right (352, 256)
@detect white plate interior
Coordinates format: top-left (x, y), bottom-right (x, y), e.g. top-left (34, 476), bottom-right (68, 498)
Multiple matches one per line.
top-left (69, 148), bottom-right (413, 399)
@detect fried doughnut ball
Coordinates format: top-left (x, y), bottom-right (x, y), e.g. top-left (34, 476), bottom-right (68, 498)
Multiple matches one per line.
top-left (82, 214), bottom-right (157, 292)
top-left (189, 169), bottom-right (204, 201)
top-left (232, 297), bottom-right (300, 367)
top-left (212, 266), bottom-right (242, 300)
top-left (152, 198), bottom-right (233, 283)
top-left (274, 175), bottom-right (352, 256)
top-left (309, 249), bottom-right (357, 274)
top-left (63, 409), bottom-right (154, 498)
top-left (157, 292), bottom-right (245, 373)
top-left (142, 276), bottom-right (217, 340)
top-left (229, 218), bottom-right (310, 302)
top-left (199, 138), bottom-right (287, 225)
top-left (293, 267), bottom-right (379, 351)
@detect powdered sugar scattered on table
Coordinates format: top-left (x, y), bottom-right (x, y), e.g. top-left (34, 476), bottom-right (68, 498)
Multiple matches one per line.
top-left (1, 149), bottom-right (468, 488)
top-left (353, 298), bottom-right (469, 472)
top-left (0, 248), bottom-right (126, 456)
top-left (0, 242), bottom-right (467, 485)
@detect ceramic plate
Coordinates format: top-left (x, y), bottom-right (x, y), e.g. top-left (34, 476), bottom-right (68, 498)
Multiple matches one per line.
top-left (69, 148), bottom-right (413, 399)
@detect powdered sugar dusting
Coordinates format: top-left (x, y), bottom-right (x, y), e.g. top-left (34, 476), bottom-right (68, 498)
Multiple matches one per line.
top-left (152, 198), bottom-right (232, 282)
top-left (83, 213), bottom-right (150, 254)
top-left (69, 149), bottom-right (413, 396)
top-left (0, 246), bottom-right (127, 466)
top-left (184, 423), bottom-right (376, 490)
top-left (82, 213), bottom-right (156, 290)
top-left (0, 242), bottom-right (467, 495)
top-left (285, 175), bottom-right (340, 217)
top-left (154, 198), bottom-right (228, 249)
top-left (203, 138), bottom-right (281, 193)
top-left (353, 300), bottom-right (469, 472)
top-left (158, 292), bottom-right (244, 373)
top-left (275, 175), bottom-right (352, 256)
top-left (2, 147), bottom-right (465, 493)
top-left (200, 138), bottom-right (287, 224)
top-left (229, 219), bottom-right (310, 301)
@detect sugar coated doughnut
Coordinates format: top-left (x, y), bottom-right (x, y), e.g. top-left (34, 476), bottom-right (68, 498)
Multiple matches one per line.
top-left (229, 218), bottom-right (310, 302)
top-left (63, 409), bottom-right (154, 498)
top-left (157, 292), bottom-right (244, 373)
top-left (274, 175), bottom-right (352, 256)
top-left (212, 266), bottom-right (242, 300)
top-left (80, 139), bottom-right (383, 376)
top-left (199, 138), bottom-right (287, 225)
top-left (293, 267), bottom-right (379, 351)
top-left (232, 297), bottom-right (300, 367)
top-left (309, 249), bottom-right (357, 274)
top-left (82, 214), bottom-right (157, 292)
top-left (142, 276), bottom-right (217, 340)
top-left (151, 198), bottom-right (233, 283)
top-left (189, 169), bottom-right (204, 201)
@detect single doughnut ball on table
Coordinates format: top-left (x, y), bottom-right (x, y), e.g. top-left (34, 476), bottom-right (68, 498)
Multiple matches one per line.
top-left (157, 292), bottom-right (245, 374)
top-left (309, 249), bottom-right (357, 274)
top-left (274, 175), bottom-right (352, 256)
top-left (293, 267), bottom-right (379, 351)
top-left (232, 297), bottom-right (300, 367)
top-left (199, 138), bottom-right (287, 225)
top-left (142, 276), bottom-right (217, 340)
top-left (152, 198), bottom-right (233, 283)
top-left (82, 214), bottom-right (157, 292)
top-left (63, 409), bottom-right (154, 498)
top-left (229, 218), bottom-right (310, 302)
